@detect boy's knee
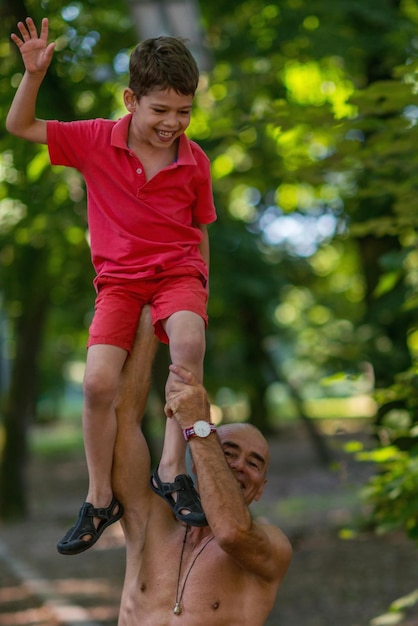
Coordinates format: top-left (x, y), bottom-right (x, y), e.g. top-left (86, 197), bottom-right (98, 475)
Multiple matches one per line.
top-left (171, 329), bottom-right (205, 360)
top-left (83, 371), bottom-right (118, 406)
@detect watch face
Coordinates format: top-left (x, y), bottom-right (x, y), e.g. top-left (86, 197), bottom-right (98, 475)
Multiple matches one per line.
top-left (194, 420), bottom-right (211, 437)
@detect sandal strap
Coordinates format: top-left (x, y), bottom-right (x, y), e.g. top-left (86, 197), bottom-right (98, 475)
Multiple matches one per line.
top-left (90, 502), bottom-right (117, 520)
top-left (57, 497), bottom-right (123, 556)
top-left (161, 475), bottom-right (188, 496)
top-left (150, 467), bottom-right (207, 527)
top-left (172, 474), bottom-right (196, 495)
top-left (151, 470), bottom-right (194, 497)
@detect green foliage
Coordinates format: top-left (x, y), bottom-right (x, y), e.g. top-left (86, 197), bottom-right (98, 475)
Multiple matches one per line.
top-left (359, 444), bottom-right (418, 540)
top-left (349, 365), bottom-right (418, 542)
top-left (201, 0), bottom-right (418, 549)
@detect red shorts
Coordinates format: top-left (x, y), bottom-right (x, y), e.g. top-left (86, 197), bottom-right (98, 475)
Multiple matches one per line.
top-left (87, 267), bottom-right (208, 351)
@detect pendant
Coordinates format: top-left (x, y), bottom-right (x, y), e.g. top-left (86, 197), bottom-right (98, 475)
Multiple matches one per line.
top-left (173, 602), bottom-right (182, 615)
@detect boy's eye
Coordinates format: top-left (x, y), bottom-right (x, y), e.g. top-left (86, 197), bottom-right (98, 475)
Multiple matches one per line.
top-left (151, 108), bottom-right (191, 115)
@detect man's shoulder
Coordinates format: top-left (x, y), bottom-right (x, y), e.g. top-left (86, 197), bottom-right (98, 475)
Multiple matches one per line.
top-left (258, 520), bottom-right (292, 550)
top-left (260, 521), bottom-right (293, 577)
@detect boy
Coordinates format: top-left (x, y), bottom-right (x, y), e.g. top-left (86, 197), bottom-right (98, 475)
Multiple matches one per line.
top-left (7, 17), bottom-right (216, 555)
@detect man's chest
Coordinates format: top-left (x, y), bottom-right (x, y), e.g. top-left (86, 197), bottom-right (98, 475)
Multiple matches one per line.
top-left (137, 547), bottom-right (263, 623)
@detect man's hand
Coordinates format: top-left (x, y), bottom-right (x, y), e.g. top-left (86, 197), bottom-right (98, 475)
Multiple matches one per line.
top-left (11, 17), bottom-right (55, 75)
top-left (166, 364), bottom-right (211, 429)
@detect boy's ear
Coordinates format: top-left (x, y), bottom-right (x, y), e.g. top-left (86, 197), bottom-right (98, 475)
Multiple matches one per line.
top-left (123, 88), bottom-right (137, 112)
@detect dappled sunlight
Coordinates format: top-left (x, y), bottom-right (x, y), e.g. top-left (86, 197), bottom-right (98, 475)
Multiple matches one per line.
top-left (53, 577), bottom-right (121, 598)
top-left (318, 417), bottom-right (372, 435)
top-left (261, 210), bottom-right (338, 256)
top-left (370, 613), bottom-right (404, 625)
top-left (0, 575), bottom-right (121, 625)
top-left (89, 606), bottom-right (120, 622)
top-left (304, 395), bottom-right (377, 420)
top-left (0, 584), bottom-right (32, 603)
top-left (270, 495), bottom-right (357, 529)
top-left (46, 604), bottom-right (98, 624)
top-left (0, 607), bottom-right (58, 626)
top-left (92, 521), bottom-right (125, 550)
top-left (282, 58), bottom-right (356, 118)
top-left (6, 572), bottom-right (122, 625)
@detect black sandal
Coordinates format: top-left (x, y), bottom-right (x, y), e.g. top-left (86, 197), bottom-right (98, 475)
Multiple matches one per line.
top-left (150, 466), bottom-right (207, 527)
top-left (57, 496), bottom-right (123, 555)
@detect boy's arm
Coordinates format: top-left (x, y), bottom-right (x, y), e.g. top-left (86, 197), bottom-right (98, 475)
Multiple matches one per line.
top-left (6, 17), bottom-right (55, 144)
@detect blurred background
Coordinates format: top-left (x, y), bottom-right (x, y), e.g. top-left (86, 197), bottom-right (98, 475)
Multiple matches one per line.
top-left (1, 0), bottom-right (418, 624)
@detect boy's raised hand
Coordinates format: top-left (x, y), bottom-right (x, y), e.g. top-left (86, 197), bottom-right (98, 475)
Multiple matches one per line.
top-left (11, 17), bottom-right (55, 75)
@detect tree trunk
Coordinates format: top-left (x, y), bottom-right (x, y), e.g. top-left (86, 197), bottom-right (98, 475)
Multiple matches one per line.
top-left (0, 251), bottom-right (49, 520)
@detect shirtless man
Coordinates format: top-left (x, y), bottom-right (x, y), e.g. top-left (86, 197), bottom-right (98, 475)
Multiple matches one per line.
top-left (112, 307), bottom-right (292, 625)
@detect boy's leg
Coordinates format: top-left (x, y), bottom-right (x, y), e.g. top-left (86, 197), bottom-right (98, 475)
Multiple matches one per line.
top-left (83, 343), bottom-right (128, 508)
top-left (148, 310), bottom-right (208, 526)
top-left (58, 282), bottom-right (146, 553)
top-left (57, 344), bottom-right (128, 555)
top-left (149, 272), bottom-right (208, 525)
top-left (159, 310), bottom-right (205, 480)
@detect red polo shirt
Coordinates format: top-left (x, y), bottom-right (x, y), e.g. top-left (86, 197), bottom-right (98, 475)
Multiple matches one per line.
top-left (47, 114), bottom-right (216, 287)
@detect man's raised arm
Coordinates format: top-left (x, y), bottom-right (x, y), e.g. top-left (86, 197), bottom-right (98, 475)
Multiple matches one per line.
top-left (166, 364), bottom-right (292, 585)
top-left (112, 306), bottom-right (158, 535)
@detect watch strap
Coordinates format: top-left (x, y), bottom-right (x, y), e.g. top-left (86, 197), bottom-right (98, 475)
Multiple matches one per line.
top-left (183, 422), bottom-right (217, 441)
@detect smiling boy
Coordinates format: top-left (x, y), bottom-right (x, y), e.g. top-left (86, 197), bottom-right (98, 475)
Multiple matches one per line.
top-left (7, 17), bottom-right (216, 555)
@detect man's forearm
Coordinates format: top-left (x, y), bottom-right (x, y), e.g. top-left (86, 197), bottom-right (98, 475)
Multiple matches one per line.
top-left (167, 365), bottom-right (252, 536)
top-left (189, 435), bottom-right (252, 538)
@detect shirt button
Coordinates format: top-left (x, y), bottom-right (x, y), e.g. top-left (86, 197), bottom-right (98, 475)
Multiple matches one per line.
top-left (136, 167), bottom-right (143, 174)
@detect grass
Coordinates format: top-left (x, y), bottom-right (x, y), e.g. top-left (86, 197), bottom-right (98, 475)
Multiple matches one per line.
top-left (253, 488), bottom-right (363, 528)
top-left (30, 421), bottom-right (84, 457)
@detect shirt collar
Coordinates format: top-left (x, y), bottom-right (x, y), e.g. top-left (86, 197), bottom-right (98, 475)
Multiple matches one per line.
top-left (111, 114), bottom-right (132, 149)
top-left (111, 114), bottom-right (197, 166)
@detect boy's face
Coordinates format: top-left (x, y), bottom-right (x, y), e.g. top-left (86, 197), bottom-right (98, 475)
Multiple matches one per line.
top-left (124, 87), bottom-right (193, 149)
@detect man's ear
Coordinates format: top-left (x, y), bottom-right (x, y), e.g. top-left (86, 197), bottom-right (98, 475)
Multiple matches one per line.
top-left (124, 88), bottom-right (137, 112)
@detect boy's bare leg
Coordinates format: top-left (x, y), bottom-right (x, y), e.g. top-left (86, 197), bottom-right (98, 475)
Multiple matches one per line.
top-left (148, 310), bottom-right (208, 526)
top-left (57, 343), bottom-right (129, 554)
top-left (159, 310), bottom-right (205, 482)
top-left (83, 344), bottom-right (128, 510)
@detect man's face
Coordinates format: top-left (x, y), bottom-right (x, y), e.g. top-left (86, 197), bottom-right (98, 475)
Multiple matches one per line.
top-left (124, 87), bottom-right (193, 149)
top-left (218, 424), bottom-right (269, 505)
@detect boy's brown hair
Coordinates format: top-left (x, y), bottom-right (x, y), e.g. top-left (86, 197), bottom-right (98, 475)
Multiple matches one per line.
top-left (129, 36), bottom-right (199, 98)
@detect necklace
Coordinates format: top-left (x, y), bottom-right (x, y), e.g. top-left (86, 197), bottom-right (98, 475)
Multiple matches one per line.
top-left (173, 525), bottom-right (214, 615)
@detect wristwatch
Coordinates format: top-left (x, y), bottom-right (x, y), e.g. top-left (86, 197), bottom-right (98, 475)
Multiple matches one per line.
top-left (183, 420), bottom-right (217, 441)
